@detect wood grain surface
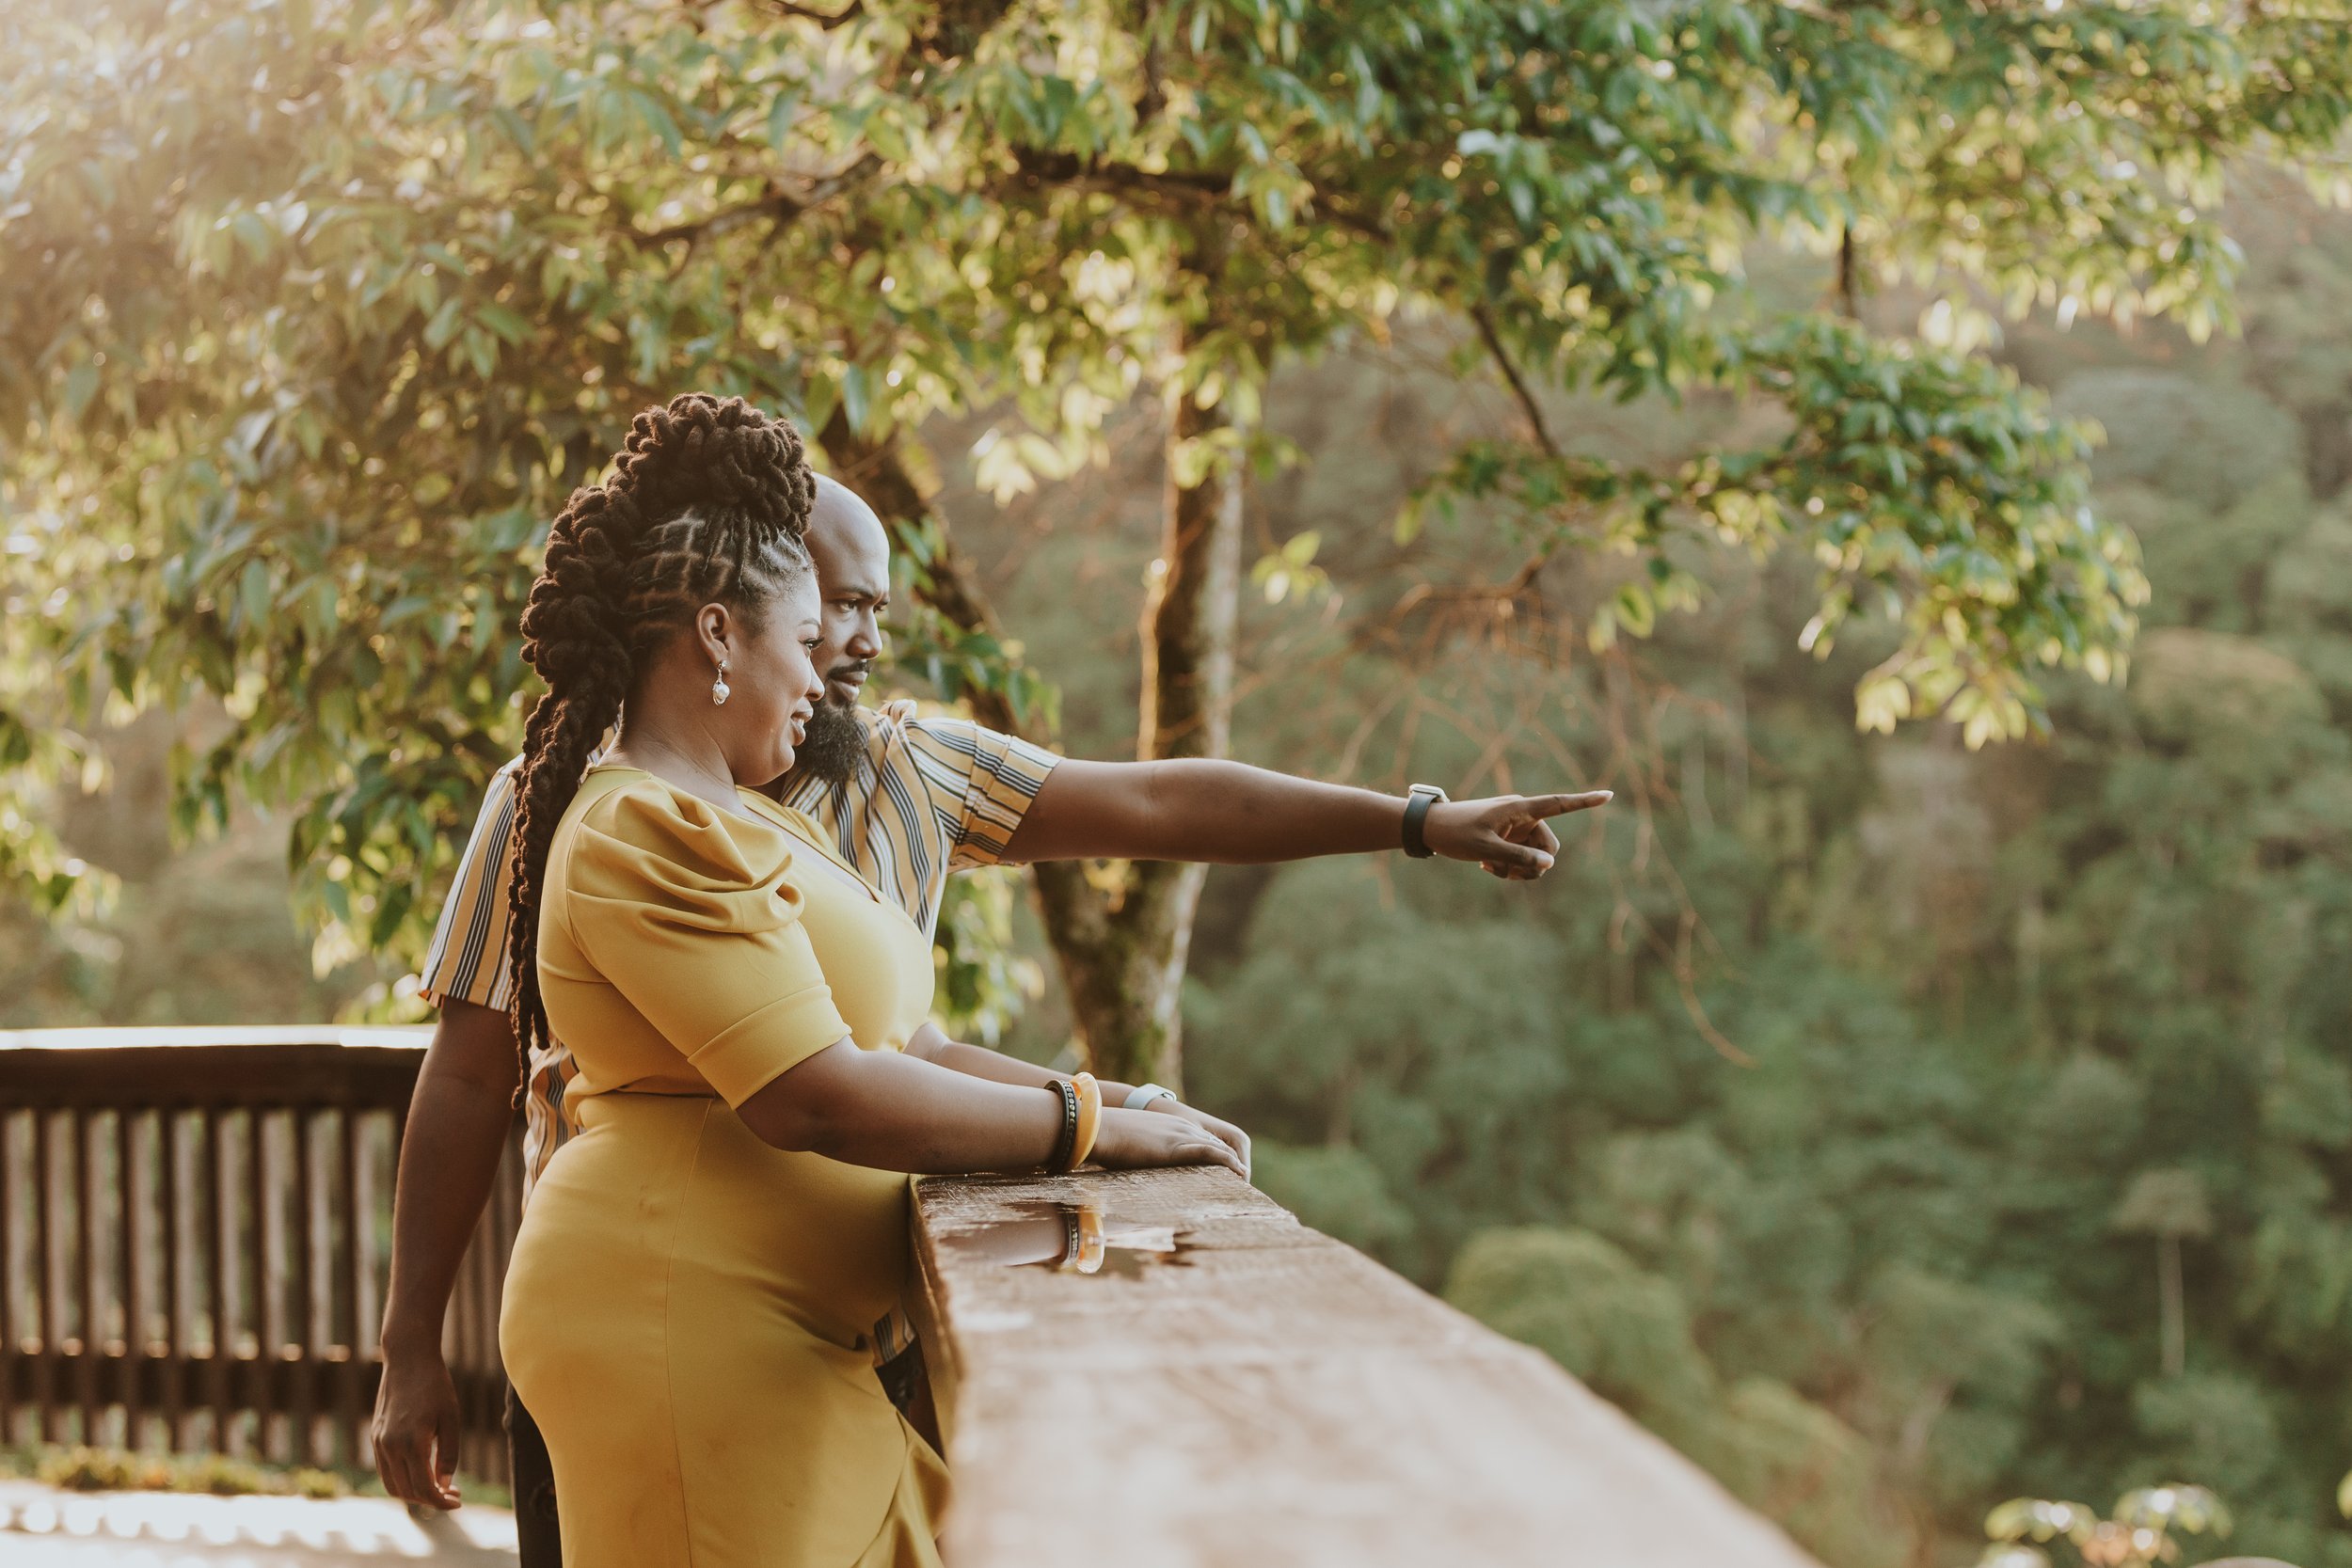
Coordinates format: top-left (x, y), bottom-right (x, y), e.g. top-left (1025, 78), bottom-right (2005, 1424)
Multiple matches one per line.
top-left (914, 1166), bottom-right (1825, 1568)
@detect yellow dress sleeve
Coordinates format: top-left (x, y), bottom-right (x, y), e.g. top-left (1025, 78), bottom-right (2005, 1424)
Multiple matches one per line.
top-left (561, 782), bottom-right (853, 1107)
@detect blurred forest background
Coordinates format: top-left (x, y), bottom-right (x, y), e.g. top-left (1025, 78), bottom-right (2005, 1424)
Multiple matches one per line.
top-left (11, 179), bottom-right (2352, 1565)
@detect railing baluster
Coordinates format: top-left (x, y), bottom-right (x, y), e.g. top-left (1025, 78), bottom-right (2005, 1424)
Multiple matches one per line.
top-left (118, 1109), bottom-right (143, 1450)
top-left (205, 1106), bottom-right (235, 1454)
top-left (33, 1109), bottom-right (56, 1445)
top-left (294, 1108), bottom-right (321, 1467)
top-left (338, 1107), bottom-right (366, 1470)
top-left (162, 1108), bottom-right (187, 1449)
top-left (250, 1107), bottom-right (277, 1461)
top-left (0, 1110), bottom-right (16, 1447)
top-left (74, 1109), bottom-right (100, 1444)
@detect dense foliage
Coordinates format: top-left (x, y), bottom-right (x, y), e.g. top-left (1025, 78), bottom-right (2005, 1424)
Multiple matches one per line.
top-left (13, 0), bottom-right (2347, 968)
top-left (1151, 194), bottom-right (2352, 1566)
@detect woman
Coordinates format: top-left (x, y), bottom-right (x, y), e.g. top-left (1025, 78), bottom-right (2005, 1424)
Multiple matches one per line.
top-left (495, 393), bottom-right (1242, 1567)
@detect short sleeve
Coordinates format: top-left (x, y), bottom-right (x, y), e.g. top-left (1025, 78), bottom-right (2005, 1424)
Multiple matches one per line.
top-left (561, 785), bottom-right (853, 1107)
top-left (418, 760), bottom-right (522, 1011)
top-left (903, 719), bottom-right (1061, 872)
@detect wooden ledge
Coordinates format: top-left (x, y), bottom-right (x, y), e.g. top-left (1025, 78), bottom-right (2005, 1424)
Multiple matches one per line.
top-left (0, 1027), bottom-right (433, 1111)
top-left (912, 1166), bottom-right (1825, 1568)
top-left (0, 1026), bottom-right (431, 1053)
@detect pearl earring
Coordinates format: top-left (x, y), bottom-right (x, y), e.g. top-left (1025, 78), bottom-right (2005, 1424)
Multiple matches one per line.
top-left (711, 658), bottom-right (731, 706)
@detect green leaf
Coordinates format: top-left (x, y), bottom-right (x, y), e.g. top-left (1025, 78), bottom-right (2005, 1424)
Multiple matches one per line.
top-left (422, 295), bottom-right (465, 351)
top-left (62, 360), bottom-right (100, 421)
top-left (765, 88), bottom-right (802, 151)
top-left (475, 304), bottom-right (532, 344)
top-left (229, 211), bottom-right (274, 263)
top-left (840, 364), bottom-right (871, 435)
top-left (462, 325), bottom-right (499, 378)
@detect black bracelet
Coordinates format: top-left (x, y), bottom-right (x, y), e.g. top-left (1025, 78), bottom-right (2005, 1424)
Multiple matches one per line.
top-left (1402, 784), bottom-right (1447, 859)
top-left (1058, 1207), bottom-right (1084, 1268)
top-left (1045, 1079), bottom-right (1080, 1172)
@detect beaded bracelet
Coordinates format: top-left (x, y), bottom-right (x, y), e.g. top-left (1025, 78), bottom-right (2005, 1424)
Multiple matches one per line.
top-left (1044, 1079), bottom-right (1080, 1172)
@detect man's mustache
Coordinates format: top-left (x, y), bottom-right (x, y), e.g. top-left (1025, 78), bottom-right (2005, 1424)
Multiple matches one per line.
top-left (826, 663), bottom-right (873, 686)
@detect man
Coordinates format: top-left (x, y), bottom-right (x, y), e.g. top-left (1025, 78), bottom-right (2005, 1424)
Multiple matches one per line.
top-left (371, 474), bottom-right (1608, 1555)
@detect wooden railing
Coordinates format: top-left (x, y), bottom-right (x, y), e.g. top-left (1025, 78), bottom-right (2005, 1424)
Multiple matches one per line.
top-left (1, 1029), bottom-right (1822, 1562)
top-left (914, 1166), bottom-right (1827, 1568)
top-left (0, 1027), bottom-right (519, 1481)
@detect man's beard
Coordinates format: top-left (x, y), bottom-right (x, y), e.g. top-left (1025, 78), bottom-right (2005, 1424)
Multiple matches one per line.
top-left (793, 695), bottom-right (868, 784)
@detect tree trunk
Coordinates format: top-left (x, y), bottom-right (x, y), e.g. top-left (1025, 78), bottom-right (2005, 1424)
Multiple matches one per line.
top-left (819, 361), bottom-right (1246, 1092)
top-left (1029, 368), bottom-right (1242, 1090)
top-left (2159, 1233), bottom-right (2185, 1377)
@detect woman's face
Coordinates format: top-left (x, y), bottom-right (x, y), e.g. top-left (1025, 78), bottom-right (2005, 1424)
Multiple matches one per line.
top-left (716, 572), bottom-right (825, 788)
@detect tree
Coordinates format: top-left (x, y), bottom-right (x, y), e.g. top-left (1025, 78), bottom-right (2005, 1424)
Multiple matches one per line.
top-left (2113, 1168), bottom-right (2214, 1380)
top-left (5, 0), bottom-right (2349, 1086)
top-left (1177, 182), bottom-right (2352, 1566)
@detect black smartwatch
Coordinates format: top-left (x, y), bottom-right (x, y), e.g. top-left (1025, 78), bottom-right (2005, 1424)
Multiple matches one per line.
top-left (1402, 784), bottom-right (1448, 859)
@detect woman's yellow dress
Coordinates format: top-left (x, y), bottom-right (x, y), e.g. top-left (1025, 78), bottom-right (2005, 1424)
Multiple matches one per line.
top-left (499, 766), bottom-right (946, 1567)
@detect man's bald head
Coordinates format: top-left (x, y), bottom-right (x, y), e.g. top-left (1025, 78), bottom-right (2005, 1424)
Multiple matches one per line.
top-left (808, 474), bottom-right (891, 572)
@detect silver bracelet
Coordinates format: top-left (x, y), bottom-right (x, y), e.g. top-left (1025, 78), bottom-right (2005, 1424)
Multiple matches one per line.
top-left (1123, 1082), bottom-right (1179, 1112)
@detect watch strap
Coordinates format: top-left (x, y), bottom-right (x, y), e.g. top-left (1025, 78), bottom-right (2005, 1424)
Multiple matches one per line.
top-left (1402, 784), bottom-right (1447, 859)
top-left (1124, 1083), bottom-right (1179, 1112)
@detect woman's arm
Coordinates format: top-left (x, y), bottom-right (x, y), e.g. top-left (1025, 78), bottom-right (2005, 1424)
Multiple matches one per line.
top-left (736, 1037), bottom-right (1246, 1177)
top-left (560, 788), bottom-right (1243, 1180)
top-left (901, 1021), bottom-right (1138, 1099)
top-left (901, 1022), bottom-right (1250, 1175)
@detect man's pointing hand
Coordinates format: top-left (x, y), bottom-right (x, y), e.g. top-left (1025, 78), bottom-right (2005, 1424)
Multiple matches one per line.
top-left (1424, 790), bottom-right (1613, 880)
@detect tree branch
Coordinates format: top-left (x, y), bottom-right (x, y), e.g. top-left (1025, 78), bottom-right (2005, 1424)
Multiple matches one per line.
top-left (1470, 303), bottom-right (1560, 460)
top-left (758, 0), bottom-right (862, 26)
top-left (638, 156), bottom-right (880, 247)
top-left (1005, 149), bottom-right (1232, 205)
top-left (1836, 220), bottom-right (1860, 320)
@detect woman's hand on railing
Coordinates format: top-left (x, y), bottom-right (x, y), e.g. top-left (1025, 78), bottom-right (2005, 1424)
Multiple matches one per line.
top-left (372, 1341), bottom-right (465, 1511)
top-left (1090, 1107), bottom-right (1248, 1177)
top-left (1151, 1100), bottom-right (1249, 1180)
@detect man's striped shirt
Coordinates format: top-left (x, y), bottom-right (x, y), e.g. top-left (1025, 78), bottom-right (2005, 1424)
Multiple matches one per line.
top-left (415, 701), bottom-right (1059, 1196)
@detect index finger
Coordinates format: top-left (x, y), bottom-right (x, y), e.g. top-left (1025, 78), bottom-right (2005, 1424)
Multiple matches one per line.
top-left (1526, 791), bottom-right (1613, 817)
top-left (1193, 1134), bottom-right (1247, 1177)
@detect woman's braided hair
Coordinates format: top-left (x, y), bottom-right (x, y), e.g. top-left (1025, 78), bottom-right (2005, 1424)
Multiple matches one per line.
top-left (501, 393), bottom-right (818, 1072)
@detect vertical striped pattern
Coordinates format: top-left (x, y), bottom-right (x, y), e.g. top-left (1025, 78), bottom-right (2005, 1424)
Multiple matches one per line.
top-left (413, 702), bottom-right (1059, 1199)
top-left (771, 701), bottom-right (1061, 935)
top-left (417, 761), bottom-right (525, 1014)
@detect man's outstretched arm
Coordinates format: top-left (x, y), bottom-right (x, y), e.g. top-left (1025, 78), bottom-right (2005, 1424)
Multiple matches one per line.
top-left (1002, 758), bottom-right (1609, 878)
top-left (372, 998), bottom-right (520, 1510)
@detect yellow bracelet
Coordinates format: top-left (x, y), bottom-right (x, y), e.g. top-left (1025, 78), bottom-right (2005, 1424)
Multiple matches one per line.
top-left (1058, 1206), bottom-right (1106, 1274)
top-left (1069, 1071), bottom-right (1103, 1169)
